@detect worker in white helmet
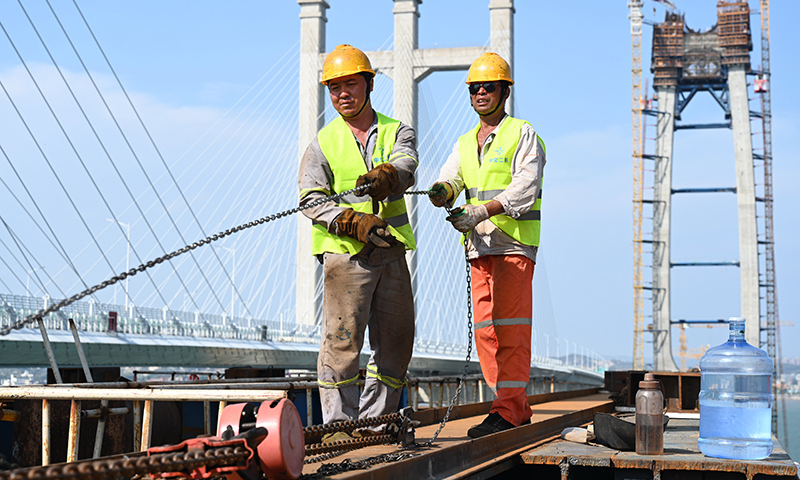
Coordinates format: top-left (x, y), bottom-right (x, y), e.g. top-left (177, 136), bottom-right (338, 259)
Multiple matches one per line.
top-left (298, 45), bottom-right (417, 441)
top-left (429, 52), bottom-right (546, 438)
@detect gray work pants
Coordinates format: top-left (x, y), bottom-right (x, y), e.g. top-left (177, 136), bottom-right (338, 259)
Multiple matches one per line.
top-left (318, 250), bottom-right (415, 424)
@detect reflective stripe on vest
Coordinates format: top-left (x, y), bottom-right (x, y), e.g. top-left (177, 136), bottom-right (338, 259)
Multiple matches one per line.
top-left (458, 116), bottom-right (544, 246)
top-left (312, 113), bottom-right (416, 255)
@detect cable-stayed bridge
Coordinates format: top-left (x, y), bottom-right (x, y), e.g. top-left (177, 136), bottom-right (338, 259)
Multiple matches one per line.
top-left (0, 1), bottom-right (606, 385)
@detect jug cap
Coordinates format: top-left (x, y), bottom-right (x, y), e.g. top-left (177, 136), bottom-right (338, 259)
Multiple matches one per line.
top-left (639, 373), bottom-right (659, 389)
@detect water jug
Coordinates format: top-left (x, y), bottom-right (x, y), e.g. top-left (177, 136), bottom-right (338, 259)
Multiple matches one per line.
top-left (698, 318), bottom-right (774, 459)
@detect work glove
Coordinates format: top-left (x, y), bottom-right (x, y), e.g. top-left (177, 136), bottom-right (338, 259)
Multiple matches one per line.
top-left (334, 209), bottom-right (399, 248)
top-left (446, 204), bottom-right (490, 233)
top-left (356, 163), bottom-right (399, 202)
top-left (428, 181), bottom-right (454, 208)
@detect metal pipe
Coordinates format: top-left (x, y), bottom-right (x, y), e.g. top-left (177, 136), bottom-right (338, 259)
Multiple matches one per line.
top-left (68, 318), bottom-right (106, 458)
top-left (217, 401), bottom-right (227, 433)
top-left (204, 401), bottom-right (211, 436)
top-left (42, 399), bottom-right (50, 466)
top-left (141, 400), bottom-right (153, 451)
top-left (93, 400), bottom-right (108, 458)
top-left (81, 406), bottom-right (129, 418)
top-left (133, 401), bottom-right (141, 452)
top-left (37, 318), bottom-right (62, 384)
top-left (68, 319), bottom-right (94, 383)
top-left (306, 387), bottom-right (313, 427)
top-left (0, 386), bottom-right (287, 402)
top-left (66, 400), bottom-right (80, 462)
top-left (44, 376), bottom-right (316, 389)
top-left (0, 409), bottom-right (19, 422)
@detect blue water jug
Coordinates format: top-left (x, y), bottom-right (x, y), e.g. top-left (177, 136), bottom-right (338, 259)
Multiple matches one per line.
top-left (698, 318), bottom-right (774, 459)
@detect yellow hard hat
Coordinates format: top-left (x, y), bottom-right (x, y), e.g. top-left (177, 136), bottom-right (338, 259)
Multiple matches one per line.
top-left (466, 52), bottom-right (514, 85)
top-left (321, 44), bottom-right (375, 85)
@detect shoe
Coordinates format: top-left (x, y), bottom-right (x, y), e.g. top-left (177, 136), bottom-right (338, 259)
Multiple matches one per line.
top-left (467, 412), bottom-right (522, 438)
top-left (321, 431), bottom-right (353, 444)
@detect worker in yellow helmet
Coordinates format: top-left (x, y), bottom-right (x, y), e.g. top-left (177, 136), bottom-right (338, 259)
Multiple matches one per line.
top-left (298, 45), bottom-right (418, 440)
top-left (428, 52), bottom-right (546, 438)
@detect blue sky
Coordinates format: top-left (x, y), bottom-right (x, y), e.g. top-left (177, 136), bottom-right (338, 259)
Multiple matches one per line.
top-left (0, 1), bottom-right (798, 363)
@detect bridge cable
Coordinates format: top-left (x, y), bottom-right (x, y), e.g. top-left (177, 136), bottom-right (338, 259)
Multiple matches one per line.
top-left (0, 13), bottom-right (178, 314)
top-left (35, 0), bottom-right (222, 318)
top-left (65, 0), bottom-right (253, 319)
top-left (0, 150), bottom-right (103, 305)
top-left (0, 184), bottom-right (369, 335)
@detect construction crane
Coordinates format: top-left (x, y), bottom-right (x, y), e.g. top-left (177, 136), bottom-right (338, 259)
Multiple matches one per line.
top-left (628, 0), bottom-right (646, 370)
top-left (677, 324), bottom-right (709, 371)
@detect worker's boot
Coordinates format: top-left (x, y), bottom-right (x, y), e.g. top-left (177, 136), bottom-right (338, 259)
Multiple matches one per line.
top-left (467, 412), bottom-right (530, 438)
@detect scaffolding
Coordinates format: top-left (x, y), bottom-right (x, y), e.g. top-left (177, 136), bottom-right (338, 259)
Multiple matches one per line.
top-left (651, 12), bottom-right (684, 87)
top-left (717, 1), bottom-right (752, 68)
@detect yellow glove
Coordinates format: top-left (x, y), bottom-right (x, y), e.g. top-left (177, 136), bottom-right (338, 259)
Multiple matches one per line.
top-left (428, 182), bottom-right (454, 208)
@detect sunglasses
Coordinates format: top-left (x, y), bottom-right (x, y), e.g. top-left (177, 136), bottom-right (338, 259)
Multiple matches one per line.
top-left (468, 82), bottom-right (498, 95)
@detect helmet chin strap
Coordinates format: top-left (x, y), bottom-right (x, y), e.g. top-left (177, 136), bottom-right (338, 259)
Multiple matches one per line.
top-left (476, 84), bottom-right (508, 117)
top-left (340, 76), bottom-right (372, 119)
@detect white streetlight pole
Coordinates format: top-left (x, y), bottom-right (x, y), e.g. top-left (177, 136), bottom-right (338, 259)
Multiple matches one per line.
top-left (108, 219), bottom-right (131, 308)
top-left (26, 266), bottom-right (45, 297)
top-left (220, 247), bottom-right (235, 320)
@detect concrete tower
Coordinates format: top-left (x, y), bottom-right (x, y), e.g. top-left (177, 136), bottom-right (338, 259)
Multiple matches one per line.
top-left (295, 0), bottom-right (515, 327)
top-left (649, 2), bottom-right (759, 371)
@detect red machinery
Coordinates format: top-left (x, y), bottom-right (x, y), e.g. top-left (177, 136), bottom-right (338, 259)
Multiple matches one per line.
top-left (149, 398), bottom-right (305, 480)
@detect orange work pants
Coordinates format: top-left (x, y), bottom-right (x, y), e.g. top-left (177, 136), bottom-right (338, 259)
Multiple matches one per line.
top-left (471, 254), bottom-right (534, 426)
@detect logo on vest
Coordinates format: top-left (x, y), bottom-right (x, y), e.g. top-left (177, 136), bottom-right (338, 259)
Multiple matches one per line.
top-left (373, 145), bottom-right (388, 165)
top-left (485, 146), bottom-right (508, 164)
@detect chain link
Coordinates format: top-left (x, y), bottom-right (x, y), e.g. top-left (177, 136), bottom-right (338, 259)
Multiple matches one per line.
top-left (420, 219), bottom-right (473, 447)
top-left (303, 411), bottom-right (403, 439)
top-left (0, 184), bottom-right (370, 336)
top-left (0, 445), bottom-right (251, 480)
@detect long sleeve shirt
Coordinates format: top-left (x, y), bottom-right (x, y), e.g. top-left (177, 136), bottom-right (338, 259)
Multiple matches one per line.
top-left (437, 114), bottom-right (546, 261)
top-left (298, 111), bottom-right (418, 234)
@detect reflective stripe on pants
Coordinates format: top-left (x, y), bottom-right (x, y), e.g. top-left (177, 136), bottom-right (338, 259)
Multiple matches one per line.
top-left (471, 254), bottom-right (534, 426)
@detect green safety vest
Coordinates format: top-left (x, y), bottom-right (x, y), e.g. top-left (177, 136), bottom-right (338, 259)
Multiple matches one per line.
top-left (458, 116), bottom-right (545, 246)
top-left (309, 113), bottom-right (416, 255)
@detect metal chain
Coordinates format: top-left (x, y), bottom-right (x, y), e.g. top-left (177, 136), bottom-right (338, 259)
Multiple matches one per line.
top-left (305, 434), bottom-right (395, 458)
top-left (301, 451), bottom-right (418, 479)
top-left (0, 445), bottom-right (251, 480)
top-left (0, 184), bottom-right (370, 336)
top-left (403, 189), bottom-right (434, 195)
top-left (303, 411), bottom-right (403, 438)
top-left (420, 221), bottom-right (474, 447)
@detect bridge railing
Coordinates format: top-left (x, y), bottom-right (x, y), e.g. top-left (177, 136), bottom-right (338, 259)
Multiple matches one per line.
top-left (0, 293), bottom-right (609, 374)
